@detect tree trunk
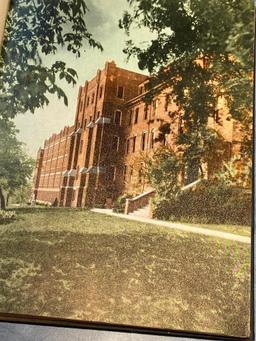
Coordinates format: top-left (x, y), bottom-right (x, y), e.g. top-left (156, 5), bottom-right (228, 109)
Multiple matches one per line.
top-left (6, 193), bottom-right (10, 207)
top-left (0, 186), bottom-right (6, 210)
top-left (199, 165), bottom-right (204, 178)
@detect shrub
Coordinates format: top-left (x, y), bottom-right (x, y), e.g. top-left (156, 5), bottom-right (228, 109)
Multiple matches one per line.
top-left (152, 181), bottom-right (251, 225)
top-left (94, 203), bottom-right (105, 209)
top-left (113, 194), bottom-right (133, 213)
top-left (0, 210), bottom-right (17, 224)
top-left (147, 147), bottom-right (181, 198)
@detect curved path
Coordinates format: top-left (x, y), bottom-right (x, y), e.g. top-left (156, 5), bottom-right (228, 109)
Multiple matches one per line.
top-left (91, 208), bottom-right (251, 244)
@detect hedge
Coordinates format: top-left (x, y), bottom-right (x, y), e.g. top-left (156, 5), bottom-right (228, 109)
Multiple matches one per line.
top-left (0, 210), bottom-right (17, 224)
top-left (152, 182), bottom-right (251, 225)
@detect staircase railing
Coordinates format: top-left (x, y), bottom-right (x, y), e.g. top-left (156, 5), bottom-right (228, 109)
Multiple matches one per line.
top-left (180, 178), bottom-right (202, 192)
top-left (124, 179), bottom-right (202, 215)
top-left (125, 189), bottom-right (156, 215)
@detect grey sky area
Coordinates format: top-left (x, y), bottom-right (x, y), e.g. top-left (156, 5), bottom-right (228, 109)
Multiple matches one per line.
top-left (14, 0), bottom-right (152, 157)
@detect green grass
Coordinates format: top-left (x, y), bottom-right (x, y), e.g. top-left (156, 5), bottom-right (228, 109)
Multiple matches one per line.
top-left (176, 221), bottom-right (251, 237)
top-left (0, 208), bottom-right (251, 338)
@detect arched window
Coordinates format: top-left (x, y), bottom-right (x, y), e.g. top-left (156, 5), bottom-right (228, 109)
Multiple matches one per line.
top-left (150, 129), bottom-right (156, 148)
top-left (99, 85), bottom-right (103, 98)
top-left (126, 139), bottom-right (130, 154)
top-left (112, 136), bottom-right (119, 151)
top-left (144, 104), bottom-right (148, 120)
top-left (117, 86), bottom-right (124, 98)
top-left (123, 165), bottom-right (128, 181)
top-left (91, 92), bottom-right (95, 104)
top-left (114, 110), bottom-right (122, 125)
top-left (141, 132), bottom-right (147, 151)
top-left (129, 110), bottom-right (133, 125)
top-left (134, 108), bottom-right (139, 124)
top-left (132, 136), bottom-right (136, 153)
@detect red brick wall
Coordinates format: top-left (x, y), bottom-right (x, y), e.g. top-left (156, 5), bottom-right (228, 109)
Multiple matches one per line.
top-left (33, 61), bottom-right (244, 207)
top-left (34, 125), bottom-right (74, 204)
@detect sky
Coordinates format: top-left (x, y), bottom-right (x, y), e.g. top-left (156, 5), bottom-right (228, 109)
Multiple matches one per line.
top-left (14, 0), bottom-right (152, 157)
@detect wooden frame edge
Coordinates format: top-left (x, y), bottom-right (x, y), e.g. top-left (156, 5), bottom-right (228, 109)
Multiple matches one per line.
top-left (0, 0), bottom-right (10, 46)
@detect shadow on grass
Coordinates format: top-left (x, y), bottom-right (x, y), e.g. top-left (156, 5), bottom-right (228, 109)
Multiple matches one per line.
top-left (12, 207), bottom-right (88, 215)
top-left (0, 227), bottom-right (251, 338)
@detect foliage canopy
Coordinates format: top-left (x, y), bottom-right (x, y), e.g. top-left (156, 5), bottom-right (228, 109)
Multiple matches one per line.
top-left (0, 0), bottom-right (102, 119)
top-left (0, 119), bottom-right (34, 209)
top-left (120, 0), bottom-right (253, 170)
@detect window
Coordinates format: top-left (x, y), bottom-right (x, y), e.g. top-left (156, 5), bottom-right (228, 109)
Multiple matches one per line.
top-left (106, 166), bottom-right (116, 182)
top-left (79, 99), bottom-right (83, 112)
top-left (141, 132), bottom-right (147, 151)
top-left (97, 111), bottom-right (100, 119)
top-left (123, 165), bottom-right (127, 181)
top-left (144, 104), bottom-right (148, 120)
top-left (114, 110), bottom-right (122, 125)
top-left (132, 136), bottom-right (136, 153)
top-left (76, 166), bottom-right (80, 179)
top-left (83, 119), bottom-right (87, 129)
top-left (87, 96), bottom-right (90, 107)
top-left (152, 99), bottom-right (157, 116)
top-left (150, 130), bottom-right (155, 148)
top-left (139, 86), bottom-right (143, 95)
top-left (91, 92), bottom-right (95, 104)
top-left (112, 136), bottom-right (119, 151)
top-left (134, 108), bottom-right (139, 124)
top-left (138, 165), bottom-right (143, 184)
top-left (129, 110), bottom-right (133, 125)
top-left (99, 85), bottom-right (103, 98)
top-left (89, 115), bottom-right (92, 122)
top-left (79, 140), bottom-right (83, 153)
top-left (126, 139), bottom-right (130, 154)
top-left (129, 167), bottom-right (133, 182)
top-left (117, 86), bottom-right (124, 99)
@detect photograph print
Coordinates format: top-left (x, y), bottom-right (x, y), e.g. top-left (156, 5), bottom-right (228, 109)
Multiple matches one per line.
top-left (0, 0), bottom-right (253, 340)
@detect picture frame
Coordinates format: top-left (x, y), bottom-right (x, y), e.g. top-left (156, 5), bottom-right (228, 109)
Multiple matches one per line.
top-left (0, 1), bottom-right (254, 340)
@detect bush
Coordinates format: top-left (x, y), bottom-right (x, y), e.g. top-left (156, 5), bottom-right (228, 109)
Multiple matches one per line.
top-left (152, 181), bottom-right (252, 225)
top-left (0, 210), bottom-right (17, 224)
top-left (113, 194), bottom-right (133, 213)
top-left (94, 203), bottom-right (105, 209)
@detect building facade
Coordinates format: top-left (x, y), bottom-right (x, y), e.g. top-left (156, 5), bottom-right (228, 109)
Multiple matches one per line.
top-left (33, 61), bottom-right (242, 207)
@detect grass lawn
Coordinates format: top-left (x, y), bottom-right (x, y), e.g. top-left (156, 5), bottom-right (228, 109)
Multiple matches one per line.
top-left (0, 208), bottom-right (251, 338)
top-left (177, 221), bottom-right (251, 237)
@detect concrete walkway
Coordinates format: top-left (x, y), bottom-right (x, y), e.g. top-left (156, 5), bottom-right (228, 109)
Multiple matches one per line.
top-left (91, 208), bottom-right (251, 244)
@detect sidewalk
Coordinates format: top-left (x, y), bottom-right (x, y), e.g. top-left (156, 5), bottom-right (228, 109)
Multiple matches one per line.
top-left (91, 208), bottom-right (251, 244)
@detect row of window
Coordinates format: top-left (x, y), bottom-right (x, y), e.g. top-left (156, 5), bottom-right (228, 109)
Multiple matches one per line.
top-left (79, 85), bottom-right (126, 112)
top-left (103, 164), bottom-right (144, 184)
top-left (79, 86), bottom-right (104, 112)
top-left (78, 131), bottom-right (154, 156)
top-left (80, 93), bottom-right (172, 127)
top-left (122, 164), bottom-right (144, 184)
top-left (127, 99), bottom-right (159, 126)
top-left (126, 131), bottom-right (155, 154)
top-left (114, 105), bottom-right (152, 127)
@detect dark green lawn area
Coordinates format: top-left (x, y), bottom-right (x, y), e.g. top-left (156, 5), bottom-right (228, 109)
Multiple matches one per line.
top-left (0, 208), bottom-right (251, 338)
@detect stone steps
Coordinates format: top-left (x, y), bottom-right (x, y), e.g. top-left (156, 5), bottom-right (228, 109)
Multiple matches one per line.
top-left (128, 204), bottom-right (150, 218)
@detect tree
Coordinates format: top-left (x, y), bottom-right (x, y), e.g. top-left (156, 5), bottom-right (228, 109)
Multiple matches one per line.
top-left (0, 119), bottom-right (34, 209)
top-left (0, 0), bottom-right (102, 119)
top-left (147, 147), bottom-right (181, 199)
top-left (11, 182), bottom-right (33, 206)
top-left (120, 0), bottom-right (253, 176)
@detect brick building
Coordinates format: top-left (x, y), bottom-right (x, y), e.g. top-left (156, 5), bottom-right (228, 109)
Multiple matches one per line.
top-left (33, 61), bottom-right (242, 207)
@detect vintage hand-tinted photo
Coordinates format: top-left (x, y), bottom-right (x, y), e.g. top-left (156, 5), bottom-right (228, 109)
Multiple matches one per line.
top-left (0, 0), bottom-right (253, 339)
